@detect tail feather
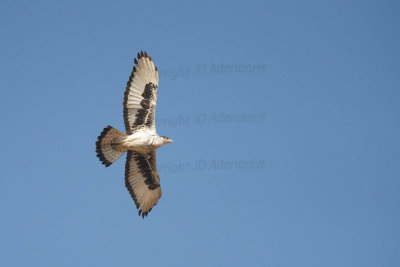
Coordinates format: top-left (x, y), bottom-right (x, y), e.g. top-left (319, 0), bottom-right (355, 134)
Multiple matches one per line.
top-left (96, 126), bottom-right (127, 167)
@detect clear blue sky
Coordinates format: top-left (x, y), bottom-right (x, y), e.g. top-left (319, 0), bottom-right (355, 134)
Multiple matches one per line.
top-left (1, 0), bottom-right (399, 266)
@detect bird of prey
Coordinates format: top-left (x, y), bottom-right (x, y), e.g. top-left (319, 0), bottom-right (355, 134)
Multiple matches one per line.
top-left (96, 51), bottom-right (173, 218)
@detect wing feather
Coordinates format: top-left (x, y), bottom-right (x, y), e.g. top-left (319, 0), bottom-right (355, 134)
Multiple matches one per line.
top-left (123, 51), bottom-right (159, 134)
top-left (124, 150), bottom-right (161, 218)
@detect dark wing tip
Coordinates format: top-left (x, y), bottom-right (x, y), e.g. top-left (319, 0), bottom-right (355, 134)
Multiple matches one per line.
top-left (134, 58), bottom-right (138, 64)
top-left (138, 209), bottom-right (149, 218)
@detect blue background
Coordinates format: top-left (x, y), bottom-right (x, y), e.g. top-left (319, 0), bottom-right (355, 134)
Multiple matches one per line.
top-left (1, 0), bottom-right (399, 266)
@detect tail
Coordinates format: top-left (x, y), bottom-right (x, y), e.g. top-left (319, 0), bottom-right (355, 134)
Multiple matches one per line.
top-left (96, 126), bottom-right (127, 167)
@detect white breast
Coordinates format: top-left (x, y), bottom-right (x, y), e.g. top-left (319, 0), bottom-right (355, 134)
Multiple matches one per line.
top-left (125, 130), bottom-right (156, 148)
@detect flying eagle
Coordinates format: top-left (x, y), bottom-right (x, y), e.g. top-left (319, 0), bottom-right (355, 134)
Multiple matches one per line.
top-left (96, 51), bottom-right (173, 218)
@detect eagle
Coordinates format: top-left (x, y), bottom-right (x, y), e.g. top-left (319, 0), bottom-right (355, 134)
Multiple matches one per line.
top-left (95, 51), bottom-right (173, 218)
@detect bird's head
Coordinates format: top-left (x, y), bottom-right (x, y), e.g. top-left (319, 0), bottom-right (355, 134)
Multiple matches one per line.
top-left (161, 136), bottom-right (173, 145)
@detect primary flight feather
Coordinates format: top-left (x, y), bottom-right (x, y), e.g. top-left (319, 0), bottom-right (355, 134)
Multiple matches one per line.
top-left (96, 51), bottom-right (173, 218)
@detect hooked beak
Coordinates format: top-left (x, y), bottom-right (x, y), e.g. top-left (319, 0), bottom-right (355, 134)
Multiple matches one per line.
top-left (167, 138), bottom-right (173, 143)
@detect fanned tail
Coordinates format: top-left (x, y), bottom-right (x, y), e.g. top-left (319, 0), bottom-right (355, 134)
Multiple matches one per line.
top-left (96, 126), bottom-right (127, 167)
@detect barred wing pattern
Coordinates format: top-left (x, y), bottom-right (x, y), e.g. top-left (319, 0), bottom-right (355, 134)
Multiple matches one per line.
top-left (123, 51), bottom-right (159, 134)
top-left (125, 150), bottom-right (162, 217)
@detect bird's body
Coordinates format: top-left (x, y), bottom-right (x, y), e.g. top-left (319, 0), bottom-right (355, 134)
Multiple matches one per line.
top-left (113, 129), bottom-right (172, 152)
top-left (95, 51), bottom-right (172, 218)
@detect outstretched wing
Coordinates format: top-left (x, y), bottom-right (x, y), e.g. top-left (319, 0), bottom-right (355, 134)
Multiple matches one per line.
top-left (125, 149), bottom-right (162, 218)
top-left (123, 51), bottom-right (159, 134)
